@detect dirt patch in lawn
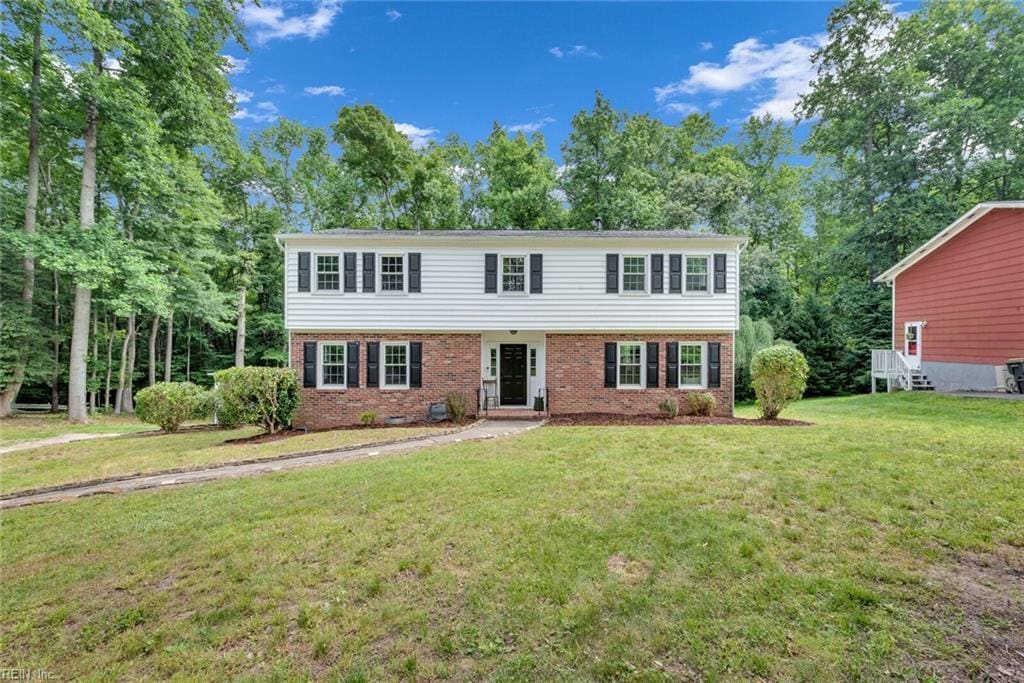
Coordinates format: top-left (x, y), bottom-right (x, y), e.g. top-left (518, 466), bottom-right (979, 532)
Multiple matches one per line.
top-left (548, 413), bottom-right (810, 427)
top-left (920, 546), bottom-right (1024, 681)
top-left (607, 554), bottom-right (651, 581)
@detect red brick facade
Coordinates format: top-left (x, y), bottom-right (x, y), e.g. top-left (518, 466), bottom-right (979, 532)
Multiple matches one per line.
top-left (291, 331), bottom-right (733, 428)
top-left (290, 333), bottom-right (481, 430)
top-left (546, 333), bottom-right (734, 417)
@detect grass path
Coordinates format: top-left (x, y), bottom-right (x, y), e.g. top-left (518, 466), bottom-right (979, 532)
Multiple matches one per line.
top-left (1, 393), bottom-right (1022, 679)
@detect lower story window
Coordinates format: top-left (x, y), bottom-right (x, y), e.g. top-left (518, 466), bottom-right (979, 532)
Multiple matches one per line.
top-left (618, 342), bottom-right (642, 388)
top-left (321, 342), bottom-right (346, 387)
top-left (383, 342), bottom-right (408, 388)
top-left (679, 343), bottom-right (704, 387)
top-left (529, 348), bottom-right (537, 377)
top-left (489, 347), bottom-right (498, 377)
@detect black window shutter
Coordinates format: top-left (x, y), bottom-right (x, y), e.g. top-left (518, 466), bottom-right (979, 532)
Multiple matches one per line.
top-left (646, 342), bottom-right (659, 387)
top-left (409, 341), bottom-right (422, 388)
top-left (669, 255), bottom-right (682, 294)
top-left (666, 342), bottom-right (679, 388)
top-left (362, 252), bottom-right (375, 293)
top-left (297, 252), bottom-right (311, 292)
top-left (343, 252), bottom-right (357, 292)
top-left (366, 341), bottom-right (379, 387)
top-left (530, 253), bottom-right (543, 293)
top-left (651, 255), bottom-right (664, 294)
top-left (604, 341), bottom-right (617, 387)
top-left (408, 253), bottom-right (421, 293)
top-left (606, 254), bottom-right (619, 293)
top-left (346, 341), bottom-right (359, 387)
top-left (714, 253), bottom-right (727, 293)
top-left (302, 341), bottom-right (317, 387)
top-left (484, 253), bottom-right (498, 293)
top-left (708, 342), bottom-right (721, 388)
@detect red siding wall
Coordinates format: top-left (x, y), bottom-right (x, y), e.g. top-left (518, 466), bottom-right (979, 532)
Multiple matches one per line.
top-left (894, 208), bottom-right (1024, 364)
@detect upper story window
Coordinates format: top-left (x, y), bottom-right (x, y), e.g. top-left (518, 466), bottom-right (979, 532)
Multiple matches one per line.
top-left (320, 342), bottom-right (346, 387)
top-left (618, 342), bottom-right (643, 388)
top-left (622, 256), bottom-right (646, 293)
top-left (686, 256), bottom-right (709, 292)
top-left (679, 342), bottom-right (705, 387)
top-left (381, 255), bottom-right (405, 292)
top-left (502, 256), bottom-right (526, 293)
top-left (383, 342), bottom-right (409, 388)
top-left (316, 255), bottom-right (340, 291)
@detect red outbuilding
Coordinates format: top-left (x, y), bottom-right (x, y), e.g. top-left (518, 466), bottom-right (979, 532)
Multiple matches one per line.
top-left (871, 202), bottom-right (1024, 392)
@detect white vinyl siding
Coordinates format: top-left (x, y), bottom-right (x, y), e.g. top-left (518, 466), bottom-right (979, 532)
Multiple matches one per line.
top-left (284, 238), bottom-right (740, 331)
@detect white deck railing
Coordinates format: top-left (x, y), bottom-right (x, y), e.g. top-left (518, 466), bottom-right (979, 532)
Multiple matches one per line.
top-left (871, 349), bottom-right (911, 392)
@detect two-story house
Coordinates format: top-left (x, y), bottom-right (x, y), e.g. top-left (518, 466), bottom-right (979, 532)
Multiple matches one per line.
top-left (278, 229), bottom-right (746, 428)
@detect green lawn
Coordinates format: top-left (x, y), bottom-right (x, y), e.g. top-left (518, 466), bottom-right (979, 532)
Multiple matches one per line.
top-left (0, 425), bottom-right (451, 495)
top-left (2, 393), bottom-right (1022, 679)
top-left (0, 413), bottom-right (154, 447)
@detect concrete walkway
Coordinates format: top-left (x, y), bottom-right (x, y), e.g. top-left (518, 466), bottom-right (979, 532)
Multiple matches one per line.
top-left (0, 419), bottom-right (544, 509)
top-left (0, 432), bottom-right (121, 455)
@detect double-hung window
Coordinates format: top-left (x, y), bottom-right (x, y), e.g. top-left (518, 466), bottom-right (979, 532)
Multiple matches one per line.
top-left (320, 342), bottom-right (346, 388)
top-left (502, 256), bottom-right (526, 293)
top-left (622, 256), bottom-right (646, 293)
top-left (381, 255), bottom-right (405, 292)
top-left (618, 342), bottom-right (643, 388)
top-left (679, 343), bottom-right (705, 388)
top-left (316, 255), bottom-right (340, 291)
top-left (383, 342), bottom-right (409, 388)
top-left (685, 256), bottom-right (709, 293)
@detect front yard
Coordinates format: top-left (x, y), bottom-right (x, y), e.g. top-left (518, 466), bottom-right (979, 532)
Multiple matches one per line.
top-left (1, 393), bottom-right (1022, 679)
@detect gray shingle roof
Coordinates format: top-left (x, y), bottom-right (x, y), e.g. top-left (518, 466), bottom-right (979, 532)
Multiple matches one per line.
top-left (279, 228), bottom-right (743, 241)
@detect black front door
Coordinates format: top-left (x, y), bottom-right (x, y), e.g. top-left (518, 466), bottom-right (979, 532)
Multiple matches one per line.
top-left (499, 344), bottom-right (528, 405)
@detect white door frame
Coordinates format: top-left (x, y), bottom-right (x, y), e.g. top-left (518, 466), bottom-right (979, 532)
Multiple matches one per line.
top-left (904, 321), bottom-right (922, 370)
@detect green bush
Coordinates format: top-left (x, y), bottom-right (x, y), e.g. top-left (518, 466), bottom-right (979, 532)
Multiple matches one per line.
top-left (445, 391), bottom-right (471, 423)
top-left (135, 382), bottom-right (212, 432)
top-left (685, 391), bottom-right (716, 416)
top-left (657, 397), bottom-right (679, 418)
top-left (213, 367), bottom-right (300, 434)
top-left (751, 345), bottom-right (809, 419)
top-left (359, 411), bottom-right (378, 426)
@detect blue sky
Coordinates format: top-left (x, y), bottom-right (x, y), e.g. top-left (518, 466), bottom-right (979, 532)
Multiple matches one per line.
top-left (225, 1), bottom-right (855, 160)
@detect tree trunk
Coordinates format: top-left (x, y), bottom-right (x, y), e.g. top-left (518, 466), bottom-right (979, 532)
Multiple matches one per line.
top-left (0, 22), bottom-right (42, 417)
top-left (164, 310), bottom-right (174, 382)
top-left (118, 313), bottom-right (137, 413)
top-left (67, 48), bottom-right (103, 423)
top-left (114, 317), bottom-right (130, 415)
top-left (148, 314), bottom-right (160, 386)
top-left (104, 315), bottom-right (114, 409)
top-left (185, 316), bottom-right (192, 382)
top-left (90, 308), bottom-right (98, 412)
top-left (235, 285), bottom-right (246, 367)
top-left (51, 271), bottom-right (61, 413)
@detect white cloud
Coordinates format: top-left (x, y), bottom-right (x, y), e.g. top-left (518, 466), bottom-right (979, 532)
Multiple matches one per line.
top-left (504, 116), bottom-right (555, 134)
top-left (233, 100), bottom-right (278, 123)
top-left (232, 89), bottom-right (254, 103)
top-left (239, 0), bottom-right (342, 44)
top-left (304, 85), bottom-right (345, 96)
top-left (654, 33), bottom-right (826, 121)
top-left (699, 41), bottom-right (714, 51)
top-left (394, 122), bottom-right (438, 150)
top-left (549, 44), bottom-right (600, 59)
top-left (663, 102), bottom-right (700, 116)
top-left (386, 9), bottom-right (402, 21)
top-left (222, 54), bottom-right (248, 74)
top-left (265, 82), bottom-right (286, 94)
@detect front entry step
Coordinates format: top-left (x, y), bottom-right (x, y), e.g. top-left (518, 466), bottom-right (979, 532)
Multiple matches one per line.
top-left (908, 370), bottom-right (935, 391)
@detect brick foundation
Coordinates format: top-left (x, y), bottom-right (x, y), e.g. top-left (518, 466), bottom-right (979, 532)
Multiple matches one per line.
top-left (546, 333), bottom-right (734, 417)
top-left (290, 333), bottom-right (481, 430)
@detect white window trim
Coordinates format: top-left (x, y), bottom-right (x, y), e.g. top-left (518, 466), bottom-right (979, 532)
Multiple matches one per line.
top-left (616, 341), bottom-right (645, 389)
top-left (619, 254), bottom-right (649, 296)
top-left (683, 255), bottom-right (711, 295)
top-left (487, 346), bottom-right (498, 378)
top-left (318, 341), bottom-right (347, 390)
top-left (499, 254), bottom-right (529, 296)
top-left (381, 341), bottom-right (410, 390)
top-left (678, 341), bottom-right (707, 389)
top-left (314, 252), bottom-right (342, 294)
top-left (378, 253), bottom-right (408, 295)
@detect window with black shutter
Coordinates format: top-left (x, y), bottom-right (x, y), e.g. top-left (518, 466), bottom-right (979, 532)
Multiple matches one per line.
top-left (343, 252), bottom-right (357, 292)
top-left (708, 342), bottom-right (721, 388)
top-left (297, 252), bottom-right (311, 292)
top-left (410, 342), bottom-right (422, 388)
top-left (366, 342), bottom-right (379, 387)
top-left (669, 254), bottom-right (682, 293)
top-left (714, 253), bottom-right (727, 293)
top-left (665, 342), bottom-right (679, 388)
top-left (346, 341), bottom-right (359, 387)
top-left (604, 341), bottom-right (617, 387)
top-left (408, 253), bottom-right (421, 293)
top-left (484, 253), bottom-right (498, 293)
top-left (529, 254), bottom-right (543, 293)
top-left (651, 254), bottom-right (664, 294)
top-left (646, 342), bottom-right (659, 387)
top-left (606, 254), bottom-right (619, 293)
top-left (302, 341), bottom-right (317, 387)
top-left (362, 252), bottom-right (375, 293)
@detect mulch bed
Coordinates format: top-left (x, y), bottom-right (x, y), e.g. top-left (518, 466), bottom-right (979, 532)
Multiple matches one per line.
top-left (547, 413), bottom-right (810, 427)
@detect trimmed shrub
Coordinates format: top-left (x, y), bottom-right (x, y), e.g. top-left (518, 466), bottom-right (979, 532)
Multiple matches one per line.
top-left (213, 367), bottom-right (300, 434)
top-left (359, 411), bottom-right (378, 427)
top-left (685, 391), bottom-right (716, 416)
top-left (445, 391), bottom-right (471, 423)
top-left (657, 397), bottom-right (679, 418)
top-left (135, 382), bottom-right (212, 432)
top-left (751, 345), bottom-right (809, 419)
